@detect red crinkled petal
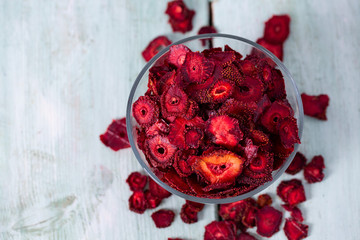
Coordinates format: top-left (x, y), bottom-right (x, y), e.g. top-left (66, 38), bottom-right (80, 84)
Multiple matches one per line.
top-left (126, 172), bottom-right (148, 192)
top-left (198, 26), bottom-right (217, 46)
top-left (277, 179), bottom-right (306, 206)
top-left (256, 38), bottom-right (284, 61)
top-left (129, 191), bottom-right (147, 214)
top-left (204, 221), bottom-right (237, 240)
top-left (165, 0), bottom-right (192, 21)
top-left (149, 178), bottom-right (172, 199)
top-left (100, 118), bottom-right (130, 151)
top-left (144, 190), bottom-right (162, 209)
top-left (132, 95), bottom-right (160, 127)
top-left (182, 52), bottom-right (215, 84)
top-left (168, 44), bottom-right (191, 68)
top-left (264, 15), bottom-right (291, 44)
top-left (236, 232), bottom-right (258, 240)
top-left (257, 194), bottom-right (273, 208)
top-left (277, 116), bottom-right (301, 148)
top-left (286, 152), bottom-right (307, 175)
top-left (151, 209), bottom-right (175, 228)
top-left (161, 84), bottom-right (189, 118)
top-left (283, 218), bottom-right (308, 240)
top-left (180, 202), bottom-right (199, 224)
top-left (261, 100), bottom-right (293, 133)
top-left (255, 206), bottom-right (283, 237)
top-left (301, 93), bottom-right (330, 120)
top-left (304, 155), bottom-right (325, 183)
top-left (282, 204), bottom-right (304, 222)
top-left (142, 36), bottom-right (172, 62)
top-left (232, 76), bottom-right (264, 103)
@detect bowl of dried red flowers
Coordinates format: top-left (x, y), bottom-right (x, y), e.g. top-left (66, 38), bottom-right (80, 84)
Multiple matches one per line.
top-left (126, 33), bottom-right (303, 204)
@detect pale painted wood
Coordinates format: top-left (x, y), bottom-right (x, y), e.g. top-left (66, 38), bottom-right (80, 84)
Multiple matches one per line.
top-left (0, 0), bottom-right (215, 240)
top-left (213, 0), bottom-right (360, 239)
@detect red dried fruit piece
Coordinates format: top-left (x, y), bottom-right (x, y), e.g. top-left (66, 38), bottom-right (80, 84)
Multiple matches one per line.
top-left (185, 76), bottom-right (216, 104)
top-left (249, 130), bottom-right (270, 147)
top-left (168, 118), bottom-right (188, 149)
top-left (198, 26), bottom-right (217, 46)
top-left (169, 13), bottom-right (195, 33)
top-left (182, 52), bottom-right (215, 84)
top-left (224, 45), bottom-right (243, 59)
top-left (149, 178), bottom-right (172, 199)
top-left (208, 51), bottom-right (236, 67)
top-left (162, 169), bottom-right (193, 194)
top-left (184, 99), bottom-right (199, 120)
top-left (129, 191), bottom-right (147, 214)
top-left (218, 98), bottom-right (257, 125)
top-left (174, 150), bottom-right (196, 177)
top-left (240, 60), bottom-right (257, 76)
top-left (193, 150), bottom-right (245, 185)
top-left (186, 200), bottom-right (205, 211)
top-left (168, 44), bottom-right (191, 68)
top-left (257, 194), bottom-right (273, 208)
top-left (165, 0), bottom-right (192, 21)
top-left (256, 38), bottom-right (283, 61)
top-left (168, 238), bottom-right (183, 240)
top-left (282, 204), bottom-right (304, 222)
top-left (249, 151), bottom-right (272, 173)
top-left (206, 115), bottom-right (243, 148)
top-left (209, 79), bottom-right (234, 103)
top-left (146, 119), bottom-right (169, 138)
top-left (242, 204), bottom-right (257, 228)
top-left (277, 117), bottom-right (300, 148)
top-left (222, 64), bottom-right (243, 84)
top-left (146, 135), bottom-right (177, 168)
top-left (243, 138), bottom-right (259, 163)
top-left (161, 84), bottom-right (189, 118)
top-left (236, 232), bottom-right (258, 240)
top-left (132, 96), bottom-right (159, 127)
top-left (157, 70), bottom-right (179, 95)
top-left (126, 172), bottom-right (148, 192)
top-left (151, 209), bottom-right (175, 228)
top-left (204, 220), bottom-right (237, 240)
top-left (286, 152), bottom-right (307, 175)
top-left (283, 218), bottom-right (308, 240)
top-left (142, 36), bottom-right (172, 62)
top-left (261, 100), bottom-right (292, 133)
top-left (100, 118), bottom-right (130, 151)
top-left (301, 93), bottom-right (330, 120)
top-left (253, 94), bottom-right (272, 122)
top-left (136, 127), bottom-right (147, 151)
top-left (144, 190), bottom-right (162, 209)
top-left (264, 15), bottom-right (291, 44)
top-left (255, 206), bottom-right (283, 237)
top-left (180, 202), bottom-right (199, 224)
top-left (304, 155), bottom-right (325, 183)
top-left (233, 76), bottom-right (264, 103)
top-left (185, 127), bottom-right (203, 149)
top-left (277, 179), bottom-right (306, 206)
top-left (267, 69), bottom-right (286, 101)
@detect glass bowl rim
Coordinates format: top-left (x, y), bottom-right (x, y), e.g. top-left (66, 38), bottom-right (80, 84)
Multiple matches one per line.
top-left (126, 33), bottom-right (304, 204)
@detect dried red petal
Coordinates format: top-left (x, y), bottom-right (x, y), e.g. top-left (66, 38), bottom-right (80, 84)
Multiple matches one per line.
top-left (236, 232), bottom-right (258, 240)
top-left (304, 155), bottom-right (325, 183)
top-left (126, 172), bottom-right (148, 192)
top-left (146, 135), bottom-right (177, 168)
top-left (168, 44), bottom-right (191, 68)
top-left (144, 190), bottom-right (162, 209)
top-left (142, 36), bottom-right (172, 62)
top-left (161, 84), bottom-right (189, 118)
top-left (257, 194), bottom-right (273, 208)
top-left (129, 191), bottom-right (147, 214)
top-left (282, 204), bottom-right (304, 222)
top-left (255, 206), bottom-right (283, 237)
top-left (198, 26), bottom-right (217, 46)
top-left (206, 115), bottom-right (243, 148)
top-left (301, 93), bottom-right (330, 120)
top-left (261, 100), bottom-right (292, 133)
top-left (180, 202), bottom-right (199, 224)
top-left (132, 96), bottom-right (160, 127)
top-left (149, 178), bottom-right (172, 199)
top-left (233, 76), bottom-right (264, 103)
top-left (277, 117), bottom-right (301, 148)
top-left (286, 152), bottom-right (307, 175)
top-left (264, 15), bottom-right (291, 44)
top-left (186, 200), bottom-right (205, 211)
top-left (256, 38), bottom-right (283, 61)
top-left (277, 179), bottom-right (306, 206)
top-left (100, 118), bottom-right (130, 151)
top-left (209, 79), bottom-right (235, 103)
top-left (182, 52), bottom-right (214, 84)
top-left (283, 218), bottom-right (308, 240)
top-left (204, 221), bottom-right (237, 240)
top-left (151, 209), bottom-right (175, 228)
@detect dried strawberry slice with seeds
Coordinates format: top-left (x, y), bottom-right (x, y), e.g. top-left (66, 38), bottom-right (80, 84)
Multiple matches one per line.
top-left (180, 202), bottom-right (199, 224)
top-left (169, 12), bottom-right (195, 33)
top-left (149, 178), bottom-right (172, 199)
top-left (204, 221), bottom-right (237, 240)
top-left (208, 51), bottom-right (236, 67)
top-left (249, 130), bottom-right (270, 147)
top-left (261, 100), bottom-right (292, 133)
top-left (129, 191), bottom-right (147, 214)
top-left (219, 200), bottom-right (248, 222)
top-left (198, 26), bottom-right (217, 46)
top-left (192, 150), bottom-right (245, 185)
top-left (282, 204), bottom-right (304, 222)
top-left (264, 15), bottom-right (291, 44)
top-left (233, 76), bottom-right (264, 103)
top-left (100, 118), bottom-right (130, 151)
top-left (209, 79), bottom-right (235, 103)
top-left (146, 135), bottom-right (177, 168)
top-left (174, 150), bottom-right (196, 177)
top-left (236, 232), bottom-right (258, 240)
top-left (165, 0), bottom-right (192, 21)
top-left (256, 38), bottom-right (283, 61)
top-left (249, 151), bottom-right (272, 173)
top-left (267, 69), bottom-right (286, 101)
top-left (286, 152), bottom-right (307, 175)
top-left (168, 44), bottom-right (191, 68)
top-left (161, 84), bottom-right (189, 118)
top-left (184, 99), bottom-right (199, 120)
top-left (144, 190), bottom-right (162, 209)
top-left (206, 115), bottom-right (243, 148)
top-left (185, 127), bottom-right (203, 149)
top-left (277, 117), bottom-right (301, 148)
top-left (168, 117), bottom-right (188, 149)
top-left (142, 36), bottom-right (172, 62)
top-left (186, 200), bottom-right (205, 211)
top-left (255, 206), bottom-right (283, 237)
top-left (304, 155), bottom-right (325, 183)
top-left (257, 194), bottom-right (273, 208)
top-left (283, 218), bottom-right (308, 240)
top-left (126, 172), bottom-right (148, 191)
top-left (162, 169), bottom-right (193, 194)
top-left (242, 204), bottom-right (258, 228)
top-left (146, 119), bottom-right (169, 138)
top-left (243, 138), bottom-right (259, 163)
top-left (222, 64), bottom-right (243, 85)
top-left (254, 94), bottom-right (272, 122)
top-left (218, 98), bottom-right (257, 125)
top-left (239, 60), bottom-right (257, 76)
top-left (277, 179), bottom-right (306, 206)
top-left (132, 96), bottom-right (160, 127)
top-left (182, 52), bottom-right (215, 84)
top-left (151, 209), bottom-right (175, 228)
top-left (301, 93), bottom-right (330, 120)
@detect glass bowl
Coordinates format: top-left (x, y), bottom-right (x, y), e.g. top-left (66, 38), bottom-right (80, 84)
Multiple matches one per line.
top-left (126, 33), bottom-right (303, 204)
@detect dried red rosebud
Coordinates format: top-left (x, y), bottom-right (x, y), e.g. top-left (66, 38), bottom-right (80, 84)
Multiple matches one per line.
top-left (126, 172), bottom-right (148, 191)
top-left (277, 179), bottom-right (306, 206)
top-left (283, 218), bottom-right (308, 240)
top-left (129, 191), bottom-right (147, 214)
top-left (100, 118), bottom-right (130, 151)
top-left (257, 194), bottom-right (272, 208)
top-left (142, 36), bottom-right (172, 62)
top-left (301, 93), bottom-right (330, 120)
top-left (286, 152), bottom-right (307, 175)
top-left (204, 220), bottom-right (237, 240)
top-left (151, 209), bottom-right (175, 228)
top-left (304, 155), bottom-right (325, 183)
top-left (255, 206), bottom-right (283, 237)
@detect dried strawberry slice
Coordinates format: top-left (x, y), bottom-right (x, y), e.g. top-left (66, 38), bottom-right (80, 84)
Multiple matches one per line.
top-left (236, 232), bottom-right (258, 240)
top-left (168, 117), bottom-right (187, 149)
top-left (157, 70), bottom-right (179, 95)
top-left (208, 51), bottom-right (236, 67)
top-left (260, 100), bottom-right (292, 133)
top-left (301, 93), bottom-right (330, 120)
top-left (204, 221), bottom-right (237, 240)
top-left (277, 179), bottom-right (306, 206)
top-left (126, 172), bottom-right (148, 192)
top-left (168, 12), bottom-right (195, 33)
top-left (304, 155), bottom-right (325, 183)
top-left (233, 76), bottom-right (264, 103)
top-left (282, 204), bottom-right (304, 222)
top-left (253, 94), bottom-right (272, 122)
top-left (209, 79), bottom-right (234, 103)
top-left (249, 151), bottom-right (272, 173)
top-left (129, 191), bottom-right (147, 214)
top-left (242, 204), bottom-right (258, 228)
top-left (180, 202), bottom-right (199, 224)
top-left (100, 118), bottom-right (130, 151)
top-left (257, 194), bottom-right (273, 208)
top-left (184, 99), bottom-right (199, 120)
top-left (256, 38), bottom-right (283, 61)
top-left (249, 130), bottom-right (270, 147)
top-left (174, 150), bottom-right (196, 177)
top-left (206, 115), bottom-right (243, 148)
top-left (165, 0), bottom-right (192, 21)
top-left (186, 200), bottom-right (205, 211)
top-left (243, 138), bottom-right (259, 163)
top-left (222, 64), bottom-right (243, 84)
top-left (267, 69), bottom-right (286, 101)
top-left (151, 209), bottom-right (175, 228)
top-left (146, 135), bottom-right (177, 168)
top-left (192, 150), bottom-right (245, 185)
top-left (286, 152), bottom-right (307, 175)
top-left (277, 117), bottom-right (301, 148)
top-left (224, 45), bottom-right (243, 60)
top-left (218, 98), bottom-right (257, 124)
top-left (185, 127), bottom-right (203, 149)
top-left (255, 206), bottom-right (283, 237)
top-left (239, 60), bottom-right (257, 76)
top-left (162, 169), bottom-right (193, 194)
top-left (264, 15), bottom-right (291, 44)
top-left (144, 190), bottom-right (162, 209)
top-left (132, 96), bottom-right (159, 127)
top-left (168, 44), bottom-right (191, 68)
top-left (146, 119), bottom-right (169, 138)
top-left (283, 218), bottom-right (308, 240)
top-left (142, 36), bottom-right (172, 62)
top-left (149, 178), bottom-right (172, 199)
top-left (136, 127), bottom-right (147, 151)
top-left (182, 52), bottom-right (215, 84)
top-left (161, 84), bottom-right (189, 118)
top-left (185, 76), bottom-right (216, 103)
top-left (198, 26), bottom-right (217, 46)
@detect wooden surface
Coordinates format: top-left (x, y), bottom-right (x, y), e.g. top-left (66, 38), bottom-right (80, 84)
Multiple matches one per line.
top-left (0, 0), bottom-right (359, 239)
